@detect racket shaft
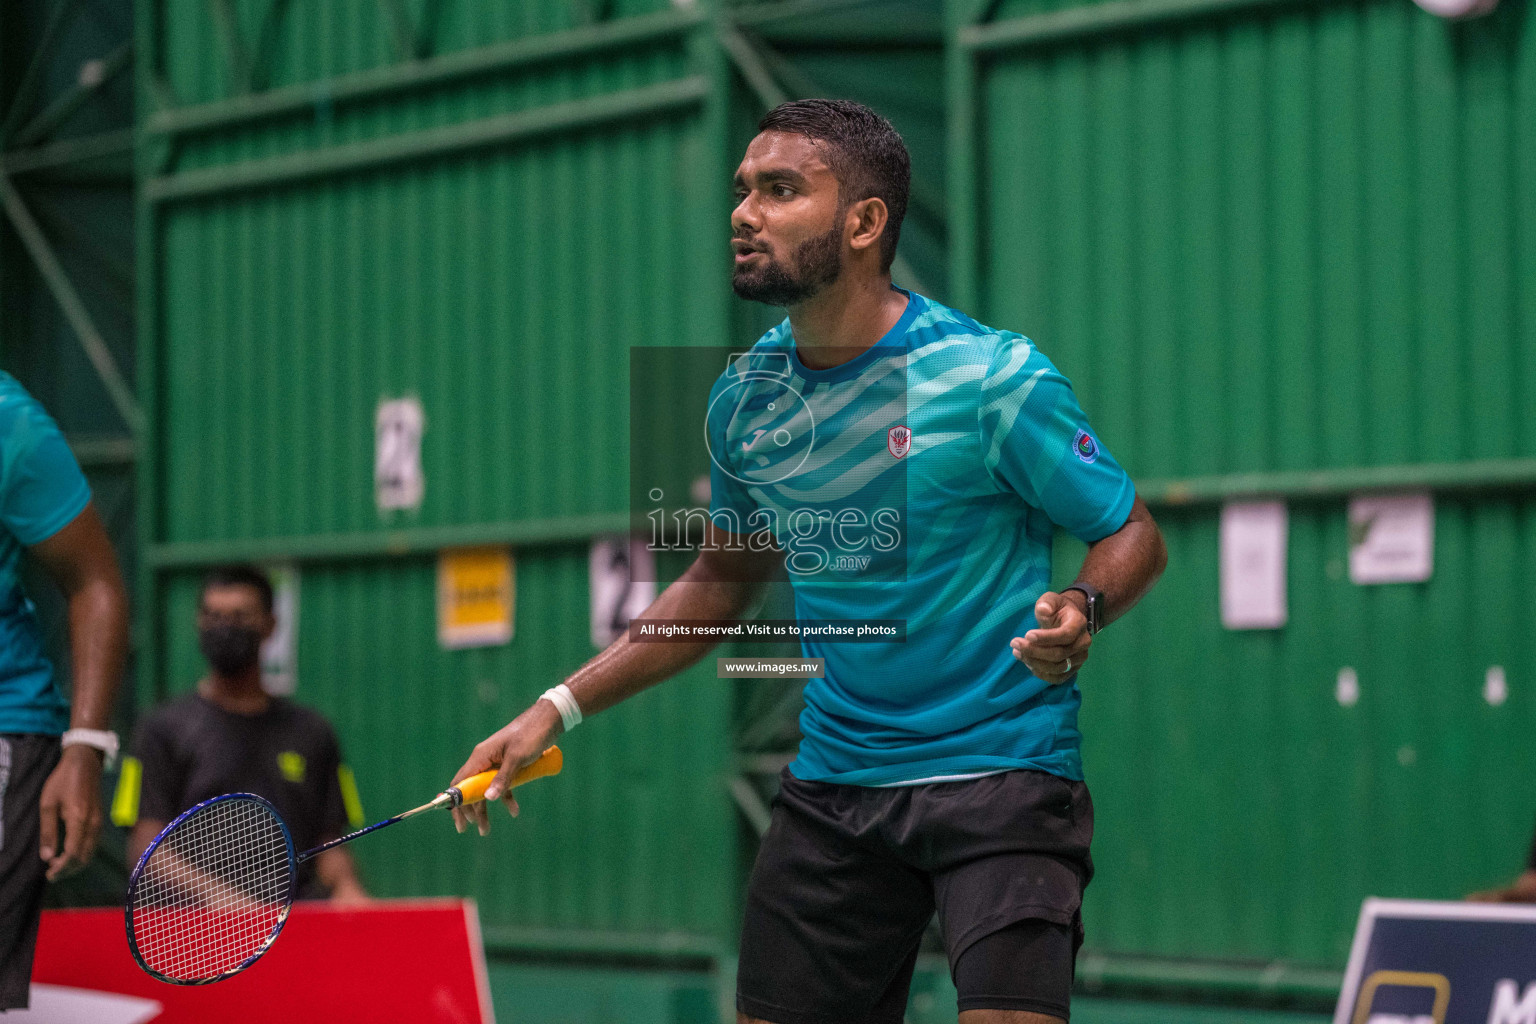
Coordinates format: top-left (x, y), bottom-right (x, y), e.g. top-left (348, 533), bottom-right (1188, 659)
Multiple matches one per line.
top-left (296, 746), bottom-right (563, 861)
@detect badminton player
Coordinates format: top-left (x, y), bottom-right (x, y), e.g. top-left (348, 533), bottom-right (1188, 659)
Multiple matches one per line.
top-left (453, 99), bottom-right (1168, 1024)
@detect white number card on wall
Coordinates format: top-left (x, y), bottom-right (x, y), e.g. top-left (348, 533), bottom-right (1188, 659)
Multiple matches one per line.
top-left (375, 397), bottom-right (425, 512)
top-left (1349, 492), bottom-right (1434, 585)
top-left (1220, 500), bottom-right (1288, 630)
top-left (260, 565), bottom-right (300, 695)
top-left (590, 537), bottom-right (657, 648)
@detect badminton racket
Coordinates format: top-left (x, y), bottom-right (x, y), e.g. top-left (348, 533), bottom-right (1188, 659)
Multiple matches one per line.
top-left (125, 745), bottom-right (562, 984)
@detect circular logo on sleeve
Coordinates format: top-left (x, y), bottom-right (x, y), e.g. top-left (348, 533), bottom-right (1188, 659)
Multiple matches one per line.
top-left (1073, 429), bottom-right (1099, 464)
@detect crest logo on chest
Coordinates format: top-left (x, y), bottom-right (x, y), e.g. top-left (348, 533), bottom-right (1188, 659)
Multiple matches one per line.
top-left (887, 425), bottom-right (912, 459)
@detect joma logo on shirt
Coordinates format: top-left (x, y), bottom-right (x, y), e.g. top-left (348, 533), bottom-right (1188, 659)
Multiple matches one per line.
top-left (277, 751), bottom-right (306, 783)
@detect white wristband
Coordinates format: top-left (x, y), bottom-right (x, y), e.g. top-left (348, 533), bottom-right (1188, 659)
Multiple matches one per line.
top-left (61, 728), bottom-right (120, 768)
top-left (540, 684), bottom-right (582, 732)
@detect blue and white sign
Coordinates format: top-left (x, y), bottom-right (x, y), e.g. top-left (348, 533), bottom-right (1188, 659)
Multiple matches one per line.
top-left (1336, 899), bottom-right (1536, 1024)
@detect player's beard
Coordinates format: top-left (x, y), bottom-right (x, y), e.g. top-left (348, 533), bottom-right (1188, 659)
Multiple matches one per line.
top-left (732, 218), bottom-right (844, 306)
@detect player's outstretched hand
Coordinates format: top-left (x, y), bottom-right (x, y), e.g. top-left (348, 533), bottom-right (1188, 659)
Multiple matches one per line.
top-left (450, 700), bottom-right (563, 836)
top-left (1010, 591), bottom-right (1092, 685)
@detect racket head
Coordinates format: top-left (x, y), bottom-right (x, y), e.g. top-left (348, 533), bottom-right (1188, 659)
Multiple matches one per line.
top-left (125, 792), bottom-right (296, 985)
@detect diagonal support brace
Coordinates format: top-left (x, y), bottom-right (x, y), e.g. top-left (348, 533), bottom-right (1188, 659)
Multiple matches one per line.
top-left (0, 174), bottom-right (143, 435)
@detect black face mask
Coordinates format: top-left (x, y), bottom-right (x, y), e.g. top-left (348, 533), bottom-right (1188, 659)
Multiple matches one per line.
top-left (198, 623), bottom-right (263, 676)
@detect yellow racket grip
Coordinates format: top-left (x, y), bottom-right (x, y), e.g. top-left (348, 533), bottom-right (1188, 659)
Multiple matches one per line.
top-left (452, 746), bottom-right (563, 806)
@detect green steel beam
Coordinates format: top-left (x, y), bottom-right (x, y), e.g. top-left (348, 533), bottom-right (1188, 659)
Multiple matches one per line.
top-left (958, 0), bottom-right (1322, 51)
top-left (0, 173), bottom-right (144, 434)
top-left (146, 512), bottom-right (635, 569)
top-left (0, 0), bottom-right (78, 145)
top-left (144, 6), bottom-right (707, 138)
top-left (1076, 952), bottom-right (1342, 1005)
top-left (144, 75), bottom-right (710, 203)
top-left (968, 0), bottom-right (1006, 25)
top-left (137, 0), bottom-right (168, 704)
top-left (10, 40), bottom-right (135, 149)
top-left (247, 0), bottom-right (295, 93)
top-left (730, 0), bottom-right (890, 27)
top-left (0, 129), bottom-right (136, 175)
top-left (208, 0), bottom-right (254, 95)
top-left (1138, 458), bottom-right (1536, 508)
top-left (946, 31), bottom-right (978, 309)
top-left (67, 435), bottom-right (136, 468)
top-left (480, 926), bottom-right (722, 962)
top-left (376, 0), bottom-right (420, 61)
top-left (718, 21), bottom-right (789, 109)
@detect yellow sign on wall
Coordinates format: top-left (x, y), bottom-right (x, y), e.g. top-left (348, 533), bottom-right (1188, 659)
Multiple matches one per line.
top-left (437, 547), bottom-right (514, 649)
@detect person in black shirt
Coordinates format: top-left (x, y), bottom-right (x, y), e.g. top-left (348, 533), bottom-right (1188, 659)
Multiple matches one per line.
top-left (115, 565), bottom-right (367, 902)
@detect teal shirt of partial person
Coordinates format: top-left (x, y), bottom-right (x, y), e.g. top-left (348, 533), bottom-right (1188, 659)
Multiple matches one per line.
top-left (0, 373), bottom-right (91, 735)
top-left (707, 289), bottom-right (1134, 786)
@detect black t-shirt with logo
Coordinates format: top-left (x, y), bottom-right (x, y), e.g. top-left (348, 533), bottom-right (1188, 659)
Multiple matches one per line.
top-left (128, 692), bottom-right (352, 896)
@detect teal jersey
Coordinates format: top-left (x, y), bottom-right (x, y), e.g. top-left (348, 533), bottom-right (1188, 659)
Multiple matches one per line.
top-left (707, 290), bottom-right (1133, 785)
top-left (0, 373), bottom-right (91, 735)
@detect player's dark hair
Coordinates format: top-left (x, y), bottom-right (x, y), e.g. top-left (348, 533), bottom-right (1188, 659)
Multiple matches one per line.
top-left (757, 99), bottom-right (910, 274)
top-left (200, 564), bottom-right (274, 615)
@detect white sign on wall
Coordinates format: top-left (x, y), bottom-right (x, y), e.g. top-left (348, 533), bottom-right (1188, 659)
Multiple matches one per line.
top-left (1349, 492), bottom-right (1434, 585)
top-left (375, 397), bottom-right (425, 512)
top-left (1411, 0), bottom-right (1497, 20)
top-left (1220, 500), bottom-right (1289, 630)
top-left (590, 537), bottom-right (657, 648)
top-left (260, 565), bottom-right (299, 695)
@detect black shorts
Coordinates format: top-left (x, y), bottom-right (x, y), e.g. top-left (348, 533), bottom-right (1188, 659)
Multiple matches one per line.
top-left (737, 767), bottom-right (1094, 1024)
top-left (0, 734), bottom-right (60, 1011)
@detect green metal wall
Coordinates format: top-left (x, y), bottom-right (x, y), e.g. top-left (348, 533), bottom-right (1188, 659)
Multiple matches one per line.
top-left (953, 0), bottom-right (1536, 967)
top-left (138, 1), bottom-right (738, 951)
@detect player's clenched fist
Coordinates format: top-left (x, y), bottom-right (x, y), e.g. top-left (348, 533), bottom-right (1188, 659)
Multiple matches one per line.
top-left (449, 701), bottom-right (563, 836)
top-left (1010, 591), bottom-right (1092, 685)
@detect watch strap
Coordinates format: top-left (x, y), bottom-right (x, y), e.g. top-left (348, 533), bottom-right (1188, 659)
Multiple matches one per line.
top-left (1063, 582), bottom-right (1104, 636)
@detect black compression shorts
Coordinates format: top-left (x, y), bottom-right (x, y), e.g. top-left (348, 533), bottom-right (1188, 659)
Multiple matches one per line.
top-left (736, 767), bottom-right (1093, 1024)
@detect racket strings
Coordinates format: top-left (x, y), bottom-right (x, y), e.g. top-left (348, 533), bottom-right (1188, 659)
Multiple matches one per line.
top-left (129, 797), bottom-right (294, 982)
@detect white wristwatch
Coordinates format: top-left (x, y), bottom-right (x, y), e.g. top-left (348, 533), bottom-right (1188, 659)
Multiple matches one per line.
top-left (61, 728), bottom-right (120, 768)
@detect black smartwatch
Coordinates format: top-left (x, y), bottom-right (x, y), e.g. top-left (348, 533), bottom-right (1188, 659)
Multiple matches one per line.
top-left (1063, 582), bottom-right (1104, 636)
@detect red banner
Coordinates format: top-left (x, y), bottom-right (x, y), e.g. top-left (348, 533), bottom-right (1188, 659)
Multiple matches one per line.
top-left (31, 899), bottom-right (494, 1024)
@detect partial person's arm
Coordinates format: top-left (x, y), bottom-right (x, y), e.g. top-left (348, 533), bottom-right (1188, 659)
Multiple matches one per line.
top-left (314, 847), bottom-right (369, 904)
top-left (1468, 829), bottom-right (1536, 902)
top-left (30, 503), bottom-right (130, 879)
top-left (450, 523), bottom-right (782, 833)
top-left (1013, 495), bottom-right (1167, 683)
top-left (1468, 871), bottom-right (1536, 903)
top-left (127, 819), bottom-right (166, 868)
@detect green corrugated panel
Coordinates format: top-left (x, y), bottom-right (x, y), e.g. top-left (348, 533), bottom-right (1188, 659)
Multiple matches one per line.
top-left (964, 0), bottom-right (1535, 475)
top-left (155, 0), bottom-right (683, 106)
top-left (153, 51), bottom-right (702, 543)
top-left (956, 0), bottom-right (1536, 970)
top-left (159, 550), bottom-right (736, 942)
top-left (485, 962), bottom-right (717, 1024)
top-left (1068, 505), bottom-right (1534, 966)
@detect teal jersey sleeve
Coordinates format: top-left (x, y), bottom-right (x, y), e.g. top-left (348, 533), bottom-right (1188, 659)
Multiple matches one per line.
top-left (706, 355), bottom-right (763, 535)
top-left (977, 336), bottom-right (1134, 543)
top-left (0, 379), bottom-right (91, 546)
